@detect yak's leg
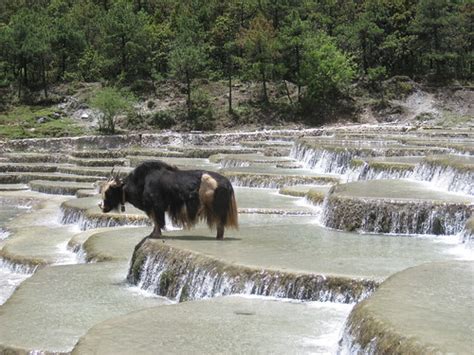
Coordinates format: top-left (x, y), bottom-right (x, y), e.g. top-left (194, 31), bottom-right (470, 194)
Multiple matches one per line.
top-left (216, 223), bottom-right (224, 240)
top-left (148, 209), bottom-right (165, 239)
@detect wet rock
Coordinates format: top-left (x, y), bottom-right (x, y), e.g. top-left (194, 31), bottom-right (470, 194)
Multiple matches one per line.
top-left (322, 181), bottom-right (473, 235)
top-left (128, 239), bottom-right (377, 304)
top-left (224, 171), bottom-right (338, 188)
top-left (340, 261), bottom-right (474, 354)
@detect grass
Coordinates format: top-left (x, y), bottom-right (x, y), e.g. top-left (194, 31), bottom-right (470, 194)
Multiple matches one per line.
top-left (0, 105), bottom-right (86, 139)
top-left (436, 111), bottom-right (473, 128)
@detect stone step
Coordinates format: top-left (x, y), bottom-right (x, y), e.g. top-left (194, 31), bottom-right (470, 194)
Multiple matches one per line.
top-left (0, 225), bottom-right (77, 269)
top-left (0, 163), bottom-right (59, 173)
top-left (0, 193), bottom-right (77, 270)
top-left (96, 218), bottom-right (460, 302)
top-left (341, 261), bottom-right (473, 354)
top-left (69, 157), bottom-right (129, 167)
top-left (323, 179), bottom-right (473, 235)
top-left (0, 262), bottom-right (167, 353)
top-left (57, 165), bottom-right (131, 178)
top-left (73, 296), bottom-right (352, 354)
top-left (3, 153), bottom-right (69, 164)
top-left (128, 156), bottom-right (218, 170)
top-left (223, 171), bottom-right (339, 188)
top-left (279, 185), bottom-right (331, 204)
top-left (0, 184), bottom-right (29, 191)
top-left (70, 150), bottom-right (124, 159)
top-left (209, 153), bottom-right (295, 168)
top-left (29, 180), bottom-right (95, 195)
top-left (0, 172), bottom-right (104, 184)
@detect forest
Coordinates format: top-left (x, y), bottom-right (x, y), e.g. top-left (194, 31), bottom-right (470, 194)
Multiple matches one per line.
top-left (0, 0), bottom-right (472, 132)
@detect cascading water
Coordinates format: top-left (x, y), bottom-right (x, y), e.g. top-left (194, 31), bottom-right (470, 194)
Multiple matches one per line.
top-left (290, 142), bottom-right (358, 174)
top-left (346, 163), bottom-right (413, 182)
top-left (322, 195), bottom-right (471, 235)
top-left (411, 163), bottom-right (473, 195)
top-left (292, 141), bottom-right (474, 196)
top-left (0, 199), bottom-right (36, 305)
top-left (128, 243), bottom-right (377, 304)
top-left (218, 160), bottom-right (251, 168)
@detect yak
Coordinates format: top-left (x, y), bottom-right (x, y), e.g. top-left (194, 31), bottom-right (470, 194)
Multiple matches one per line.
top-left (99, 161), bottom-right (238, 240)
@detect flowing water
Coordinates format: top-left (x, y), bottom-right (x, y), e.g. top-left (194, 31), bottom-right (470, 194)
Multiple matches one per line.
top-left (0, 127), bottom-right (472, 353)
top-left (0, 197), bottom-right (34, 305)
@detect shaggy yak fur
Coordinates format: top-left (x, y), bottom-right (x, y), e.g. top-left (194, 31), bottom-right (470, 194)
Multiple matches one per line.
top-left (100, 161), bottom-right (238, 240)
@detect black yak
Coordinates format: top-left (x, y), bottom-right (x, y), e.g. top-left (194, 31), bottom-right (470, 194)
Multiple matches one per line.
top-left (99, 161), bottom-right (238, 240)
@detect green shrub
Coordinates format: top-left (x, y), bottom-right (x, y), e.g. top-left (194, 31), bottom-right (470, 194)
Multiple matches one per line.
top-left (89, 87), bottom-right (134, 134)
top-left (150, 110), bottom-right (176, 129)
top-left (130, 79), bottom-right (155, 94)
top-left (126, 112), bottom-right (148, 130)
top-left (188, 89), bottom-right (216, 130)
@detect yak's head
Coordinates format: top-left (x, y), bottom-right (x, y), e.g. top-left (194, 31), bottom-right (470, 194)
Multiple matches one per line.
top-left (99, 168), bottom-right (124, 213)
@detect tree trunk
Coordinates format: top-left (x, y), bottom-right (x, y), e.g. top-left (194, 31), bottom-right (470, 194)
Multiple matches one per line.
top-left (121, 35), bottom-right (127, 74)
top-left (186, 70), bottom-right (192, 118)
top-left (109, 116), bottom-right (115, 134)
top-left (283, 80), bottom-right (293, 104)
top-left (260, 64), bottom-right (268, 103)
top-left (17, 72), bottom-right (21, 99)
top-left (296, 45), bottom-right (301, 102)
top-left (42, 57), bottom-right (48, 98)
top-left (61, 52), bottom-right (66, 80)
top-left (228, 59), bottom-right (233, 114)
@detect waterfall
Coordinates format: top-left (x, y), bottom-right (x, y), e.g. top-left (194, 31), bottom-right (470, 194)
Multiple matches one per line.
top-left (219, 160), bottom-right (251, 168)
top-left (0, 257), bottom-right (38, 274)
top-left (226, 173), bottom-right (337, 189)
top-left (323, 195), bottom-right (472, 235)
top-left (349, 163), bottom-right (414, 182)
top-left (459, 219), bottom-right (473, 244)
top-left (60, 205), bottom-right (150, 231)
top-left (30, 183), bottom-right (87, 196)
top-left (290, 142), bottom-right (358, 174)
top-left (411, 163), bottom-right (473, 195)
top-left (128, 243), bottom-right (377, 304)
top-left (291, 141), bottom-right (473, 196)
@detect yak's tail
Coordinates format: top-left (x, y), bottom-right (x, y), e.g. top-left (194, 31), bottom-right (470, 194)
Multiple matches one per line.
top-left (210, 186), bottom-right (239, 230)
top-left (226, 190), bottom-right (239, 229)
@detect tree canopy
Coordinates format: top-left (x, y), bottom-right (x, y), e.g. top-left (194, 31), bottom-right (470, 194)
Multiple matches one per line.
top-left (0, 0), bottom-right (471, 109)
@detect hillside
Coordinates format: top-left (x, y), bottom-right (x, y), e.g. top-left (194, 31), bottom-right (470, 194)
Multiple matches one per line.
top-left (1, 78), bottom-right (472, 140)
top-left (0, 0), bottom-right (472, 138)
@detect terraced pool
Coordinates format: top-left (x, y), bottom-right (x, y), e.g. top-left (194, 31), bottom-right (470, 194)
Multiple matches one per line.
top-left (0, 126), bottom-right (471, 353)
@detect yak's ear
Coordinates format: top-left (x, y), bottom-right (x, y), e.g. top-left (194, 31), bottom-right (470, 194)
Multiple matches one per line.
top-left (113, 177), bottom-right (124, 187)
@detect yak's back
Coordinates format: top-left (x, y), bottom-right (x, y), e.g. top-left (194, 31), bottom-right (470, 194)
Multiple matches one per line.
top-left (127, 161), bottom-right (176, 184)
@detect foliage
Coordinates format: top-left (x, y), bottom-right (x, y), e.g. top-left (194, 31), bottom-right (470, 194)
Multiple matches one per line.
top-left (301, 32), bottom-right (356, 107)
top-left (0, 0), bottom-right (471, 128)
top-left (0, 105), bottom-right (84, 139)
top-left (168, 15), bottom-right (207, 117)
top-left (89, 86), bottom-right (134, 134)
top-left (238, 14), bottom-right (279, 103)
top-left (187, 89), bottom-right (216, 131)
top-left (149, 110), bottom-right (176, 129)
top-left (99, 0), bottom-right (152, 80)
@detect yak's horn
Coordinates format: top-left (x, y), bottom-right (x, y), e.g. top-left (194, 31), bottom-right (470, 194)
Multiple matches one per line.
top-left (109, 167), bottom-right (115, 181)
